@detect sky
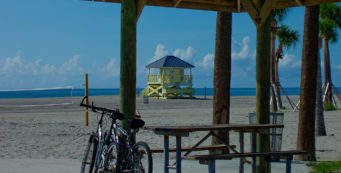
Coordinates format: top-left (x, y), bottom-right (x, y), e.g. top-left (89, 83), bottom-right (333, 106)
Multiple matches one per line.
top-left (1, 0), bottom-right (341, 89)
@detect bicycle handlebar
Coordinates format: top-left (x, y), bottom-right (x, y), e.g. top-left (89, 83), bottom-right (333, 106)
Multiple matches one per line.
top-left (80, 96), bottom-right (124, 120)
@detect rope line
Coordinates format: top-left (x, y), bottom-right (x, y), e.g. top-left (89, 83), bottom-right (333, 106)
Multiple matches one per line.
top-left (0, 86), bottom-right (76, 107)
top-left (0, 86), bottom-right (74, 92)
top-left (0, 102), bottom-right (74, 108)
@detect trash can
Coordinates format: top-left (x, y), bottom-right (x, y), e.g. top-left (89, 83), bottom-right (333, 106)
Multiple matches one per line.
top-left (143, 96), bottom-right (149, 104)
top-left (249, 112), bottom-right (284, 161)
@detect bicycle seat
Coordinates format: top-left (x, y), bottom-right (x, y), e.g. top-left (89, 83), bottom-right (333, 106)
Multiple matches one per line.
top-left (129, 118), bottom-right (145, 129)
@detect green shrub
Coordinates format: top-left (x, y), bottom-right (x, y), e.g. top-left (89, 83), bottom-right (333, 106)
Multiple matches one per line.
top-left (311, 160), bottom-right (341, 173)
top-left (324, 102), bottom-right (336, 111)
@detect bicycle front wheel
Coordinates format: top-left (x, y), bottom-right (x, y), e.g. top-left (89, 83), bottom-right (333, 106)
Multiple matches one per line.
top-left (132, 141), bottom-right (153, 173)
top-left (80, 134), bottom-right (98, 173)
top-left (103, 142), bottom-right (120, 173)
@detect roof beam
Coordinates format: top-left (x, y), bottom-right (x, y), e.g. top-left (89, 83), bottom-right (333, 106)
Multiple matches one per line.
top-left (272, 0), bottom-right (341, 9)
top-left (87, 0), bottom-right (341, 12)
top-left (240, 0), bottom-right (259, 25)
top-left (137, 0), bottom-right (147, 21)
top-left (295, 0), bottom-right (304, 6)
top-left (174, 0), bottom-right (182, 7)
top-left (237, 0), bottom-right (241, 12)
top-left (258, 0), bottom-right (274, 26)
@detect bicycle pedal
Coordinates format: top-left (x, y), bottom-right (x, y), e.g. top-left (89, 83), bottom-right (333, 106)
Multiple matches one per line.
top-left (168, 165), bottom-right (176, 169)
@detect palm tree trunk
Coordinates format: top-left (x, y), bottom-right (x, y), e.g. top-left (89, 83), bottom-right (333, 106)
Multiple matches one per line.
top-left (323, 38), bottom-right (333, 105)
top-left (296, 5), bottom-right (319, 161)
top-left (316, 39), bottom-right (327, 136)
top-left (212, 12), bottom-right (232, 154)
top-left (274, 44), bottom-right (283, 109)
top-left (271, 20), bottom-right (278, 112)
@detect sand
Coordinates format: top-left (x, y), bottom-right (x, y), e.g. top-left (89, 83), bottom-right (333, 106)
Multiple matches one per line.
top-left (0, 95), bottom-right (340, 172)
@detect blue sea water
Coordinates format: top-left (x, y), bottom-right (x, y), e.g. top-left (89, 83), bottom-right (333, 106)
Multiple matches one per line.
top-left (1, 87), bottom-right (340, 99)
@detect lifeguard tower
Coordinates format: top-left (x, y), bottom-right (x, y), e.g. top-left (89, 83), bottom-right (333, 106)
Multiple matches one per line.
top-left (142, 55), bottom-right (195, 99)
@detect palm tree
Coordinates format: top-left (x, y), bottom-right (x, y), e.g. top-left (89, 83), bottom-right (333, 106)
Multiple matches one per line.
top-left (296, 5), bottom-right (319, 161)
top-left (211, 12), bottom-right (232, 154)
top-left (274, 25), bottom-right (299, 107)
top-left (316, 37), bottom-right (327, 136)
top-left (319, 3), bottom-right (341, 106)
top-left (270, 9), bottom-right (287, 112)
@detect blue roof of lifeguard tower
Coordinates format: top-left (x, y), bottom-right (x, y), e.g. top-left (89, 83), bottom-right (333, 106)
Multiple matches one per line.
top-left (146, 56), bottom-right (195, 68)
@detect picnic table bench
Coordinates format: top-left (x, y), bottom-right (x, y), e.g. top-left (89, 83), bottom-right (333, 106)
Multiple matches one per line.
top-left (144, 123), bottom-right (289, 173)
top-left (150, 144), bottom-right (236, 153)
top-left (184, 150), bottom-right (307, 173)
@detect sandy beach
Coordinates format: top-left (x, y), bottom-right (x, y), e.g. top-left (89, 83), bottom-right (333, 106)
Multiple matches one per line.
top-left (1, 95), bottom-right (340, 172)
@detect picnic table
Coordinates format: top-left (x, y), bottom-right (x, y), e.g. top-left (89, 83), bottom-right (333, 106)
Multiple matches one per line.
top-left (144, 123), bottom-right (287, 173)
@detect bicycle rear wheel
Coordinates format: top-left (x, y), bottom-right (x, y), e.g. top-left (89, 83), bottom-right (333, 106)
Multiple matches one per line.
top-left (132, 141), bottom-right (153, 173)
top-left (80, 134), bottom-right (98, 173)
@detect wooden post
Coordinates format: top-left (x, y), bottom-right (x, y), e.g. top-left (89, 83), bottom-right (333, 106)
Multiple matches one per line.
top-left (255, 0), bottom-right (272, 172)
top-left (204, 87), bottom-right (207, 100)
top-left (120, 0), bottom-right (137, 158)
top-left (120, 0), bottom-right (137, 131)
top-left (85, 73), bottom-right (89, 126)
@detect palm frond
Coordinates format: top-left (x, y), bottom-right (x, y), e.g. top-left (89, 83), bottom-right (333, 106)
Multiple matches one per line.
top-left (320, 3), bottom-right (341, 28)
top-left (272, 9), bottom-right (289, 23)
top-left (319, 19), bottom-right (338, 43)
top-left (277, 25), bottom-right (299, 50)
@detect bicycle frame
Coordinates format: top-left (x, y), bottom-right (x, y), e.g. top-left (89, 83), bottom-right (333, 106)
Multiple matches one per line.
top-left (110, 120), bottom-right (140, 171)
top-left (95, 111), bottom-right (106, 170)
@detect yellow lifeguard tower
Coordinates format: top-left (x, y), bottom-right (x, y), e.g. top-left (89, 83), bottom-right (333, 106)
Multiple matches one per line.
top-left (142, 55), bottom-right (195, 99)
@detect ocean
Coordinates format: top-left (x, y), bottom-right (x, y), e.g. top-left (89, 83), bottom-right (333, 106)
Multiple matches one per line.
top-left (1, 87), bottom-right (340, 99)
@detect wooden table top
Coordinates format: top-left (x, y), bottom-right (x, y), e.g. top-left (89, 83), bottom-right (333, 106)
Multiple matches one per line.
top-left (144, 123), bottom-right (284, 133)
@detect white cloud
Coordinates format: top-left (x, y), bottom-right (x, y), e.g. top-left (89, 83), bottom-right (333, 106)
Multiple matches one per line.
top-left (41, 64), bottom-right (56, 74)
top-left (150, 44), bottom-right (169, 62)
top-left (173, 46), bottom-right (194, 61)
top-left (150, 44), bottom-right (195, 62)
top-left (291, 61), bottom-right (301, 68)
top-left (1, 56), bottom-right (23, 74)
top-left (0, 56), bottom-right (56, 75)
top-left (232, 36), bottom-right (253, 60)
top-left (101, 58), bottom-right (120, 77)
top-left (337, 65), bottom-right (341, 70)
top-left (195, 54), bottom-right (214, 69)
top-left (279, 53), bottom-right (301, 68)
top-left (59, 55), bottom-right (81, 74)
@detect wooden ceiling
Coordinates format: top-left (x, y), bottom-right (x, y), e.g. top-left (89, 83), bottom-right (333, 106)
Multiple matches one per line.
top-left (86, 0), bottom-right (340, 12)
top-left (86, 0), bottom-right (341, 26)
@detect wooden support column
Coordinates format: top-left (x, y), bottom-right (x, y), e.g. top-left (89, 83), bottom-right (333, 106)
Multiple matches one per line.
top-left (240, 0), bottom-right (273, 28)
top-left (120, 0), bottom-right (137, 136)
top-left (255, 0), bottom-right (272, 172)
top-left (84, 73), bottom-right (89, 126)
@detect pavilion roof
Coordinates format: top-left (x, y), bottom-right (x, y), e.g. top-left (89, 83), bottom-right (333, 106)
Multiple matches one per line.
top-left (86, 0), bottom-right (341, 26)
top-left (86, 0), bottom-right (340, 12)
top-left (146, 55), bottom-right (195, 68)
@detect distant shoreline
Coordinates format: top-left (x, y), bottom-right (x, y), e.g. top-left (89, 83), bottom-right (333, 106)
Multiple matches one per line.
top-left (0, 88), bottom-right (293, 99)
top-left (0, 87), bottom-right (340, 99)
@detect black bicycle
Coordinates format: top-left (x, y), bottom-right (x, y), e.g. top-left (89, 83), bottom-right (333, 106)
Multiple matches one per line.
top-left (80, 96), bottom-right (152, 173)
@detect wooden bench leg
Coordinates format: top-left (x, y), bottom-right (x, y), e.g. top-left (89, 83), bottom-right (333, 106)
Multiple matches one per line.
top-left (164, 135), bottom-right (169, 173)
top-left (176, 136), bottom-right (182, 173)
top-left (208, 160), bottom-right (215, 173)
top-left (251, 132), bottom-right (257, 173)
top-left (286, 155), bottom-right (293, 173)
top-left (239, 131), bottom-right (244, 173)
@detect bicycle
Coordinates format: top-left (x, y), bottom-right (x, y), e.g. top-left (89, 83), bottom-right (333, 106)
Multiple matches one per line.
top-left (80, 96), bottom-right (153, 173)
